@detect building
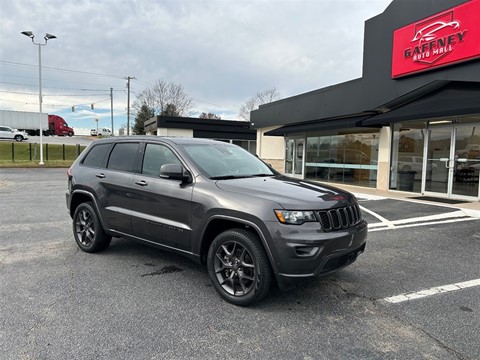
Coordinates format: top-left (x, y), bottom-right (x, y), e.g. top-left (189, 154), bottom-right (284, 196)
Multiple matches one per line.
top-left (145, 115), bottom-right (257, 154)
top-left (251, 0), bottom-right (480, 201)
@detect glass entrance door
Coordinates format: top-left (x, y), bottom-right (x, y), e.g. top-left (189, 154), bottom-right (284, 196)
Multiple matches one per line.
top-left (424, 125), bottom-right (480, 199)
top-left (285, 136), bottom-right (305, 177)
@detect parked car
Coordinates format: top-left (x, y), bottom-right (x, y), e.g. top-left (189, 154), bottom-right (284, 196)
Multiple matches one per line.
top-left (90, 128), bottom-right (112, 136)
top-left (0, 125), bottom-right (28, 141)
top-left (66, 137), bottom-right (367, 306)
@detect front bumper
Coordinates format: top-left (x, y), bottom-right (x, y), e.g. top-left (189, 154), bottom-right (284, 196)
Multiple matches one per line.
top-left (264, 220), bottom-right (368, 291)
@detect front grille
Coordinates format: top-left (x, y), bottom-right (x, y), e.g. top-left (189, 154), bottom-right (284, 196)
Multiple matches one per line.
top-left (316, 204), bottom-right (362, 232)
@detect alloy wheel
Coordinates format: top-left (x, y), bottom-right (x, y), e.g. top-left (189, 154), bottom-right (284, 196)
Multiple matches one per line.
top-left (75, 209), bottom-right (95, 247)
top-left (214, 241), bottom-right (256, 296)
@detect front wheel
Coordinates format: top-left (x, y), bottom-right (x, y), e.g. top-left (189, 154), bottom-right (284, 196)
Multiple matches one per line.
top-left (68, 131), bottom-right (74, 137)
top-left (207, 229), bottom-right (272, 306)
top-left (72, 202), bottom-right (111, 253)
top-left (14, 135), bottom-right (23, 142)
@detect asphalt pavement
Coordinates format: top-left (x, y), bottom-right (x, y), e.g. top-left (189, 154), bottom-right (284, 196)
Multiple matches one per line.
top-left (0, 168), bottom-right (479, 359)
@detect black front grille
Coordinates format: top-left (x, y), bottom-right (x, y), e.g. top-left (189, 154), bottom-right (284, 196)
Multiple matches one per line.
top-left (316, 204), bottom-right (362, 232)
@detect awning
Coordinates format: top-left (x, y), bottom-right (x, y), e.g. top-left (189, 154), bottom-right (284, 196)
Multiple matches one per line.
top-left (265, 114), bottom-right (376, 136)
top-left (363, 81), bottom-right (480, 126)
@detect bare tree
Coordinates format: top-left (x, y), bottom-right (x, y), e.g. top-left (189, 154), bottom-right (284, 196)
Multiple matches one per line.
top-left (133, 79), bottom-right (193, 117)
top-left (199, 112), bottom-right (221, 120)
top-left (239, 87), bottom-right (281, 121)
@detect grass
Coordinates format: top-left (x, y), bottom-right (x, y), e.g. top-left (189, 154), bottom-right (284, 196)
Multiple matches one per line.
top-left (0, 141), bottom-right (86, 167)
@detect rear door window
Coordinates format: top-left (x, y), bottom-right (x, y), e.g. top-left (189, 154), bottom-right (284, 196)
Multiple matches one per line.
top-left (107, 143), bottom-right (139, 173)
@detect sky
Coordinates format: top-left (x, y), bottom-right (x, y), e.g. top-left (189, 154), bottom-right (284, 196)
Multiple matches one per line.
top-left (0, 0), bottom-right (392, 133)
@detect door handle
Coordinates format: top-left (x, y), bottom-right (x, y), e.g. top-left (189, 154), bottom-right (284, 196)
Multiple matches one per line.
top-left (95, 173), bottom-right (105, 178)
top-left (135, 180), bottom-right (148, 186)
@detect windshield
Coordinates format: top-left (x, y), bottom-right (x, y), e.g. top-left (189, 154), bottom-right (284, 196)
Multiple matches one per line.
top-left (182, 142), bottom-right (275, 179)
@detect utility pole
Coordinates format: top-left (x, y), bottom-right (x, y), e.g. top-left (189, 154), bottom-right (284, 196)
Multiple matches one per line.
top-left (110, 87), bottom-right (114, 136)
top-left (126, 76), bottom-right (135, 135)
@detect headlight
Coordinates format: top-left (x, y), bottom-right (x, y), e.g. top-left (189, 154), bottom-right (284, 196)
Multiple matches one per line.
top-left (274, 210), bottom-right (317, 225)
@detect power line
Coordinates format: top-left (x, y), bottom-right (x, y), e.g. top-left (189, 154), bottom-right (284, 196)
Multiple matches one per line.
top-left (0, 73), bottom-right (128, 88)
top-left (0, 81), bottom-right (121, 93)
top-left (0, 60), bottom-right (125, 79)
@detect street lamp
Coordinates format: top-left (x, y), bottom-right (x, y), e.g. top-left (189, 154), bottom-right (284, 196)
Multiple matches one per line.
top-left (21, 31), bottom-right (57, 165)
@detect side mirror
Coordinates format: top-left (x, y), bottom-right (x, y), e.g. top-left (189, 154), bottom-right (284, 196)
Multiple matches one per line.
top-left (159, 164), bottom-right (191, 183)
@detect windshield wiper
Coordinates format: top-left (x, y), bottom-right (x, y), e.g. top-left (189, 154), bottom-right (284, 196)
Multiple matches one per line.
top-left (249, 173), bottom-right (274, 177)
top-left (210, 173), bottom-right (274, 180)
top-left (210, 175), bottom-right (247, 180)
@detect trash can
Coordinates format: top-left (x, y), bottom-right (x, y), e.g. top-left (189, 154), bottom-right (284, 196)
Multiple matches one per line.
top-left (397, 171), bottom-right (416, 191)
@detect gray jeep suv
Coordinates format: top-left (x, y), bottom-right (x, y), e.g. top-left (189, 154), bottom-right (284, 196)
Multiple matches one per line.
top-left (66, 137), bottom-right (367, 306)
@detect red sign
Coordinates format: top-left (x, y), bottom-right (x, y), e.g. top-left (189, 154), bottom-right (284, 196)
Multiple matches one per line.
top-left (392, 0), bottom-right (480, 78)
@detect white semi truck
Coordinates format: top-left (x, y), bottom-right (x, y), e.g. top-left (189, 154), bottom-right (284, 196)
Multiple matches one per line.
top-left (0, 110), bottom-right (74, 136)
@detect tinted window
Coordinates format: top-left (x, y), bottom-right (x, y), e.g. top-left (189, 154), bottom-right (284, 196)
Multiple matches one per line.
top-left (107, 143), bottom-right (139, 172)
top-left (142, 143), bottom-right (181, 176)
top-left (82, 144), bottom-right (111, 168)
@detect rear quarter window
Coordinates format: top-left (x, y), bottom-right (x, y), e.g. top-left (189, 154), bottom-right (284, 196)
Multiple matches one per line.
top-left (81, 143), bottom-right (111, 168)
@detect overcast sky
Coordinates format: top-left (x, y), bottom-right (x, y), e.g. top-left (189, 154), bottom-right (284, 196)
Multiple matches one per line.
top-left (0, 0), bottom-right (391, 131)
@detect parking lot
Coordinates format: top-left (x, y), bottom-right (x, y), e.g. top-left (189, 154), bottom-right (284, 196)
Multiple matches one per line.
top-left (1, 168), bottom-right (479, 359)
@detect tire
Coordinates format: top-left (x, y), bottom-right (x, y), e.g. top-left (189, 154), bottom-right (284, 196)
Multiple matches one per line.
top-left (68, 131), bottom-right (74, 137)
top-left (14, 135), bottom-right (23, 142)
top-left (207, 228), bottom-right (272, 306)
top-left (72, 202), bottom-right (111, 253)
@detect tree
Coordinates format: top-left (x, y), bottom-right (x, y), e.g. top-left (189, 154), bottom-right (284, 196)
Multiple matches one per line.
top-left (133, 79), bottom-right (193, 117)
top-left (161, 103), bottom-right (180, 117)
top-left (199, 112), bottom-right (221, 120)
top-left (239, 87), bottom-right (281, 121)
top-left (133, 104), bottom-right (155, 135)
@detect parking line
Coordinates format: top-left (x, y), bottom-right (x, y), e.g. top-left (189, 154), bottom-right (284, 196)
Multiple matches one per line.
top-left (359, 205), bottom-right (395, 229)
top-left (364, 209), bottom-right (478, 232)
top-left (369, 216), bottom-right (478, 231)
top-left (382, 278), bottom-right (480, 304)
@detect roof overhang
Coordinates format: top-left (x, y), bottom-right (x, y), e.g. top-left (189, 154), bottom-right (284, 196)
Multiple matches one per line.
top-left (363, 81), bottom-right (480, 126)
top-left (265, 113), bottom-right (377, 136)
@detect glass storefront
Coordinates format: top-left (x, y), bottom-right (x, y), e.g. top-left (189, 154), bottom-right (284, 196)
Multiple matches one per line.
top-left (304, 128), bottom-right (379, 188)
top-left (390, 121), bottom-right (426, 192)
top-left (285, 136), bottom-right (304, 176)
top-left (390, 116), bottom-right (480, 199)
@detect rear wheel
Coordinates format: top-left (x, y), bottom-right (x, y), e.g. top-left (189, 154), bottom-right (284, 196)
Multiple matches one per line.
top-left (73, 202), bottom-right (111, 253)
top-left (207, 228), bottom-right (272, 306)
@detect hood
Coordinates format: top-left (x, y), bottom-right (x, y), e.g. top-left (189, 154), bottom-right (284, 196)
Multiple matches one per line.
top-left (215, 175), bottom-right (357, 210)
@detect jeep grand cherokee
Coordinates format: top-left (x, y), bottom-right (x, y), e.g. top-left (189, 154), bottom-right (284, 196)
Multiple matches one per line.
top-left (66, 137), bottom-right (367, 306)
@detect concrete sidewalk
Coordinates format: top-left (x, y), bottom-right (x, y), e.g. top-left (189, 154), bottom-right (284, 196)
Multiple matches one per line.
top-left (334, 183), bottom-right (480, 218)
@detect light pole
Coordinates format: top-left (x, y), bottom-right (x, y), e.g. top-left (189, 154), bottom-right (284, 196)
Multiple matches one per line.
top-left (21, 31), bottom-right (57, 165)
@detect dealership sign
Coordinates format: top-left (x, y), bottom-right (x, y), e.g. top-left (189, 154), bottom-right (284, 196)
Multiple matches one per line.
top-left (392, 0), bottom-right (480, 78)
